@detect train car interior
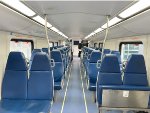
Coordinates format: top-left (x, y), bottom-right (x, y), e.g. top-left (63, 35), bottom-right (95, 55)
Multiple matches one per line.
top-left (0, 0), bottom-right (150, 113)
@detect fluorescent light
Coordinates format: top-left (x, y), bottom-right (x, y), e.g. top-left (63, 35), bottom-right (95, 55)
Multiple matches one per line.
top-left (94, 28), bottom-right (103, 33)
top-left (85, 36), bottom-right (89, 39)
top-left (85, 32), bottom-right (95, 39)
top-left (50, 27), bottom-right (59, 32)
top-left (2, 0), bottom-right (35, 16)
top-left (89, 32), bottom-right (95, 37)
top-left (119, 0), bottom-right (150, 18)
top-left (33, 16), bottom-right (52, 28)
top-left (102, 17), bottom-right (121, 28)
top-left (58, 31), bottom-right (63, 36)
top-left (47, 22), bottom-right (52, 28)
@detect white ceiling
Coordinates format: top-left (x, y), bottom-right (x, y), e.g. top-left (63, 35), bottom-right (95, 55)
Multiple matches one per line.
top-left (91, 9), bottom-right (150, 41)
top-left (0, 3), bottom-right (65, 40)
top-left (24, 1), bottom-right (133, 39)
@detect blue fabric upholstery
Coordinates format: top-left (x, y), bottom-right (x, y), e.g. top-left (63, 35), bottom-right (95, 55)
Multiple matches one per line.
top-left (51, 50), bottom-right (63, 62)
top-left (100, 54), bottom-right (121, 73)
top-left (0, 100), bottom-right (51, 113)
top-left (28, 53), bottom-right (54, 100)
top-left (103, 49), bottom-right (110, 54)
top-left (89, 51), bottom-right (101, 63)
top-left (29, 49), bottom-right (42, 69)
top-left (5, 52), bottom-right (27, 71)
top-left (97, 54), bottom-right (122, 106)
top-left (2, 52), bottom-right (28, 99)
top-left (87, 51), bottom-right (101, 91)
top-left (30, 53), bottom-right (52, 71)
top-left (111, 50), bottom-right (121, 64)
top-left (123, 54), bottom-right (148, 86)
top-left (42, 48), bottom-right (49, 54)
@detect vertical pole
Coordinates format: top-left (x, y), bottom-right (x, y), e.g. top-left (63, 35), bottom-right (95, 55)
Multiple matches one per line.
top-left (44, 14), bottom-right (51, 57)
top-left (101, 15), bottom-right (109, 61)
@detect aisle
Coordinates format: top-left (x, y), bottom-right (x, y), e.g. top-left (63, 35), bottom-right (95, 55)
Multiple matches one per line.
top-left (51, 57), bottom-right (98, 113)
top-left (62, 57), bottom-right (86, 113)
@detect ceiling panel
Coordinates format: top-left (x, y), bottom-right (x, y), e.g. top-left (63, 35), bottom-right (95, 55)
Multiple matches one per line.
top-left (93, 9), bottom-right (150, 41)
top-left (0, 4), bottom-right (64, 40)
top-left (24, 1), bottom-right (133, 39)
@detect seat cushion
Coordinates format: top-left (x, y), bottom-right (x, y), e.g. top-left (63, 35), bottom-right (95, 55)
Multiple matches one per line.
top-left (0, 100), bottom-right (51, 113)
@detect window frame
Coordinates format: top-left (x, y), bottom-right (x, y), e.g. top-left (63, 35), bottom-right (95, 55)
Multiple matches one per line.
top-left (10, 39), bottom-right (34, 51)
top-left (119, 41), bottom-right (143, 61)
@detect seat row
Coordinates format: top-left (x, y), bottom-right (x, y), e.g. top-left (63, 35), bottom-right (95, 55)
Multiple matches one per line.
top-left (29, 46), bottom-right (71, 91)
top-left (0, 52), bottom-right (53, 113)
top-left (97, 54), bottom-right (150, 112)
top-left (81, 47), bottom-right (121, 91)
top-left (81, 46), bottom-right (150, 112)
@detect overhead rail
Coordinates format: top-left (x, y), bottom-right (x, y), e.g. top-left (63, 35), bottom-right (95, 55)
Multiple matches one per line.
top-left (44, 14), bottom-right (50, 55)
top-left (101, 16), bottom-right (109, 61)
top-left (0, 0), bottom-right (69, 39)
top-left (84, 0), bottom-right (150, 40)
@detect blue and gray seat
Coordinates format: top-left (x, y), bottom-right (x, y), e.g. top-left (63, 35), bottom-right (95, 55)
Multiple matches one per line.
top-left (29, 49), bottom-right (41, 69)
top-left (87, 51), bottom-right (101, 91)
top-left (97, 54), bottom-right (150, 112)
top-left (0, 52), bottom-right (53, 113)
top-left (51, 50), bottom-right (64, 90)
top-left (42, 48), bottom-right (49, 54)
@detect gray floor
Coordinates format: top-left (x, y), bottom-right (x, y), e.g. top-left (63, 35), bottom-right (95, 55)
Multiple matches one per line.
top-left (51, 57), bottom-right (135, 113)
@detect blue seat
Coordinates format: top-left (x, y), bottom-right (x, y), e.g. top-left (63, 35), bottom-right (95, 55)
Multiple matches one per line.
top-left (97, 54), bottom-right (122, 106)
top-left (123, 54), bottom-right (148, 86)
top-left (29, 49), bottom-right (41, 69)
top-left (111, 50), bottom-right (122, 69)
top-left (51, 50), bottom-right (64, 90)
top-left (87, 51), bottom-right (101, 91)
top-left (0, 52), bottom-right (28, 112)
top-left (0, 52), bottom-right (53, 113)
top-left (42, 48), bottom-right (49, 54)
top-left (28, 53), bottom-right (54, 101)
top-left (2, 52), bottom-right (28, 99)
top-left (103, 49), bottom-right (110, 54)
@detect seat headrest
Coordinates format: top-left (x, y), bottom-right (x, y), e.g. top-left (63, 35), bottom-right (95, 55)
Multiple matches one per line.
top-left (6, 52), bottom-right (27, 71)
top-left (100, 54), bottom-right (121, 73)
top-left (32, 49), bottom-right (41, 54)
top-left (88, 49), bottom-right (93, 54)
top-left (30, 49), bottom-right (42, 61)
top-left (103, 49), bottom-right (110, 54)
top-left (89, 51), bottom-right (101, 63)
top-left (124, 54), bottom-right (146, 74)
top-left (30, 53), bottom-right (51, 71)
top-left (51, 50), bottom-right (62, 62)
top-left (42, 48), bottom-right (49, 54)
top-left (111, 51), bottom-right (121, 64)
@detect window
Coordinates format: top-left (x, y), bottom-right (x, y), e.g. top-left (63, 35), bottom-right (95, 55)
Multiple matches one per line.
top-left (94, 43), bottom-right (97, 48)
top-left (99, 43), bottom-right (103, 48)
top-left (54, 42), bottom-right (58, 46)
top-left (74, 41), bottom-right (79, 45)
top-left (10, 39), bottom-right (34, 60)
top-left (119, 42), bottom-right (143, 62)
top-left (49, 42), bottom-right (53, 47)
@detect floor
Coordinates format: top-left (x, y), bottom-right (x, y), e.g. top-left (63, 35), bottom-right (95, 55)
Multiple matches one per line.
top-left (51, 57), bottom-right (135, 113)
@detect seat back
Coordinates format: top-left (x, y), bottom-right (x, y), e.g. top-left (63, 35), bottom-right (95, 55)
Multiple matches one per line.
top-left (89, 51), bottom-right (101, 63)
top-left (2, 52), bottom-right (28, 99)
top-left (111, 50), bottom-right (121, 64)
top-left (28, 53), bottom-right (54, 100)
top-left (123, 54), bottom-right (148, 86)
top-left (42, 48), bottom-right (49, 54)
top-left (29, 49), bottom-right (41, 69)
top-left (51, 50), bottom-right (64, 82)
top-left (98, 54), bottom-right (122, 85)
top-left (103, 49), bottom-right (110, 54)
top-left (51, 50), bottom-right (63, 62)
